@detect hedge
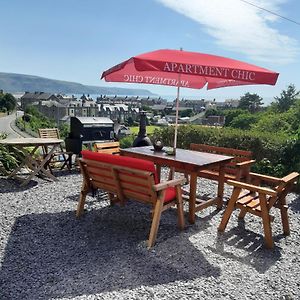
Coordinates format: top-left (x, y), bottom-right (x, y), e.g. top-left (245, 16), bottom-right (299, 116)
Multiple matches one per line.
top-left (152, 125), bottom-right (300, 178)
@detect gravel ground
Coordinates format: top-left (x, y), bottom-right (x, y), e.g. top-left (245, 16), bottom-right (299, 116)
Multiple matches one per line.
top-left (0, 169), bottom-right (300, 300)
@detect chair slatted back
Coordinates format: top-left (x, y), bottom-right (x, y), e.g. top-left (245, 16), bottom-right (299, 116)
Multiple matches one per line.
top-left (38, 128), bottom-right (64, 153)
top-left (38, 128), bottom-right (61, 139)
top-left (267, 172), bottom-right (299, 209)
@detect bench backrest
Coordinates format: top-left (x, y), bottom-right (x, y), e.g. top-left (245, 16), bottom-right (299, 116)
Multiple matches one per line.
top-left (80, 150), bottom-right (158, 204)
top-left (190, 143), bottom-right (253, 175)
top-left (94, 142), bottom-right (120, 155)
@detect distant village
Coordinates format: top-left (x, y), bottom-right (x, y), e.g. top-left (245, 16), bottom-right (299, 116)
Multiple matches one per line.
top-left (18, 91), bottom-right (241, 127)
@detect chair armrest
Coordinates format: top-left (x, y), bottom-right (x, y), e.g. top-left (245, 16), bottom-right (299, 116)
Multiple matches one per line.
top-left (227, 179), bottom-right (277, 196)
top-left (153, 177), bottom-right (186, 191)
top-left (236, 160), bottom-right (256, 167)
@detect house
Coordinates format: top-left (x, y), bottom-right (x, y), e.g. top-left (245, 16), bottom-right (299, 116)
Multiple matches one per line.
top-left (67, 99), bottom-right (98, 118)
top-left (33, 100), bottom-right (67, 124)
top-left (20, 92), bottom-right (59, 110)
top-left (99, 103), bottom-right (139, 123)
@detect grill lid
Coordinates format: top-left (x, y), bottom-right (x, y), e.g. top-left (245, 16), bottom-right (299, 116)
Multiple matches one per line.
top-left (74, 117), bottom-right (113, 125)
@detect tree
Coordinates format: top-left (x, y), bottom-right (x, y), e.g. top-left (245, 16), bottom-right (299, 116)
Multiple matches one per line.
top-left (204, 108), bottom-right (224, 118)
top-left (223, 109), bottom-right (245, 127)
top-left (125, 116), bottom-right (134, 126)
top-left (180, 109), bottom-right (193, 118)
top-left (0, 93), bottom-right (17, 113)
top-left (228, 112), bottom-right (258, 130)
top-left (238, 92), bottom-right (263, 113)
top-left (274, 84), bottom-right (300, 112)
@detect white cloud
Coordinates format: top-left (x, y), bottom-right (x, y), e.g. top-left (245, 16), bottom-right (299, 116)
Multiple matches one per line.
top-left (157, 0), bottom-right (299, 64)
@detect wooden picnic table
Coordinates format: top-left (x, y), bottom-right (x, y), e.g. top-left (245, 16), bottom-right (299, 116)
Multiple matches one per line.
top-left (120, 146), bottom-right (233, 224)
top-left (0, 137), bottom-right (63, 186)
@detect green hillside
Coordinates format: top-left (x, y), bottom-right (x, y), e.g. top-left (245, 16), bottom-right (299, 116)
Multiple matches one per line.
top-left (0, 72), bottom-right (154, 96)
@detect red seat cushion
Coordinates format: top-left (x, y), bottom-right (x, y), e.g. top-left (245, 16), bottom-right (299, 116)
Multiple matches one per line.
top-left (164, 187), bottom-right (177, 203)
top-left (81, 150), bottom-right (159, 183)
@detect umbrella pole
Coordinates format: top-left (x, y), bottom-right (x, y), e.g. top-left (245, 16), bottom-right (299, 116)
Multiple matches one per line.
top-left (173, 85), bottom-right (180, 154)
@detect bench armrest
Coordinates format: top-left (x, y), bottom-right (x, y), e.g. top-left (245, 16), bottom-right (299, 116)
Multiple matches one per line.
top-left (249, 172), bottom-right (281, 184)
top-left (236, 159), bottom-right (256, 167)
top-left (153, 177), bottom-right (186, 192)
top-left (227, 179), bottom-right (277, 196)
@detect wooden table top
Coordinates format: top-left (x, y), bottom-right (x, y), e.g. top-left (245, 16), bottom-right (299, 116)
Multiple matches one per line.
top-left (121, 146), bottom-right (233, 169)
top-left (0, 137), bottom-right (63, 146)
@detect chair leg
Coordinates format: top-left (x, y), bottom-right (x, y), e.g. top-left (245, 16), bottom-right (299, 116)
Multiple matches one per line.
top-left (76, 181), bottom-right (89, 217)
top-left (148, 197), bottom-right (164, 249)
top-left (238, 208), bottom-right (247, 219)
top-left (218, 187), bottom-right (241, 232)
top-left (168, 167), bottom-right (175, 180)
top-left (260, 194), bottom-right (274, 248)
top-left (280, 205), bottom-right (290, 236)
top-left (176, 185), bottom-right (185, 230)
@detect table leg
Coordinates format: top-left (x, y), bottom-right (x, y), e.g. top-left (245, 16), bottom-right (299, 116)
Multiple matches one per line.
top-left (156, 165), bottom-right (161, 182)
top-left (188, 171), bottom-right (197, 224)
top-left (8, 145), bottom-right (40, 178)
top-left (21, 144), bottom-right (59, 186)
top-left (217, 164), bottom-right (225, 209)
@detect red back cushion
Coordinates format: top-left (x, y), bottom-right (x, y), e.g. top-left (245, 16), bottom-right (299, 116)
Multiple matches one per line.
top-left (81, 150), bottom-right (158, 183)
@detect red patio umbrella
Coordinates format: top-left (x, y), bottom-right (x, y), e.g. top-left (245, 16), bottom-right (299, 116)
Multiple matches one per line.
top-left (101, 49), bottom-right (279, 152)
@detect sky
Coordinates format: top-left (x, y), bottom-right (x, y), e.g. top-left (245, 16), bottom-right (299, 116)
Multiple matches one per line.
top-left (1, 0), bottom-right (300, 101)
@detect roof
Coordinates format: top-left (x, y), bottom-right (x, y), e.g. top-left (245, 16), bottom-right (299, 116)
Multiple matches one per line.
top-left (74, 117), bottom-right (113, 124)
top-left (21, 92), bottom-right (57, 101)
top-left (151, 104), bottom-right (166, 110)
top-left (33, 100), bottom-right (66, 107)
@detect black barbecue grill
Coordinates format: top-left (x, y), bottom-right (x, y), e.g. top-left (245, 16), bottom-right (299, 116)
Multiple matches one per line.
top-left (65, 116), bottom-right (115, 154)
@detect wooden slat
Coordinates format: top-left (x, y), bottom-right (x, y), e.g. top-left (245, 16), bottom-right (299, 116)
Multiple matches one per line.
top-left (89, 173), bottom-right (114, 185)
top-left (246, 198), bottom-right (260, 209)
top-left (120, 182), bottom-right (150, 195)
top-left (94, 142), bottom-right (120, 155)
top-left (194, 197), bottom-right (219, 211)
top-left (38, 128), bottom-right (60, 139)
top-left (237, 195), bottom-right (256, 205)
top-left (122, 189), bottom-right (152, 203)
top-left (190, 143), bottom-right (252, 158)
top-left (87, 165), bottom-right (111, 175)
top-left (91, 181), bottom-right (116, 193)
top-left (117, 172), bottom-right (149, 186)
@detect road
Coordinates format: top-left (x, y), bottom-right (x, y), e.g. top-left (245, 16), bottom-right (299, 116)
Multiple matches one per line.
top-left (0, 111), bottom-right (29, 138)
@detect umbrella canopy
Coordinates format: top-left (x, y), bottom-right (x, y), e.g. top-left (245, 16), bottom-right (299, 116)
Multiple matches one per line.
top-left (101, 49), bottom-right (279, 150)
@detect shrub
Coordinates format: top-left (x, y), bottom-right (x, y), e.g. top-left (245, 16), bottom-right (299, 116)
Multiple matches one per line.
top-left (119, 135), bottom-right (135, 148)
top-left (0, 133), bottom-right (24, 174)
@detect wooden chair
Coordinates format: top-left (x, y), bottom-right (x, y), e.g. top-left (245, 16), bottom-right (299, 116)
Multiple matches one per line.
top-left (218, 172), bottom-right (299, 248)
top-left (77, 150), bottom-right (185, 248)
top-left (93, 141), bottom-right (120, 155)
top-left (38, 128), bottom-right (73, 173)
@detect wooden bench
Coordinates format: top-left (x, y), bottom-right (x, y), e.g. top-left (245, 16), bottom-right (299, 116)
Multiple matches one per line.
top-left (93, 141), bottom-right (120, 155)
top-left (77, 150), bottom-right (185, 248)
top-left (190, 143), bottom-right (255, 182)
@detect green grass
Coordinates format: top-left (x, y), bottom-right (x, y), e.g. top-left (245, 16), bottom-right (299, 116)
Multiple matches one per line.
top-left (130, 126), bottom-right (160, 135)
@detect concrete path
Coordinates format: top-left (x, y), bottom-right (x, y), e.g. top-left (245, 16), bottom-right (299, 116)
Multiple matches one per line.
top-left (0, 111), bottom-right (32, 138)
